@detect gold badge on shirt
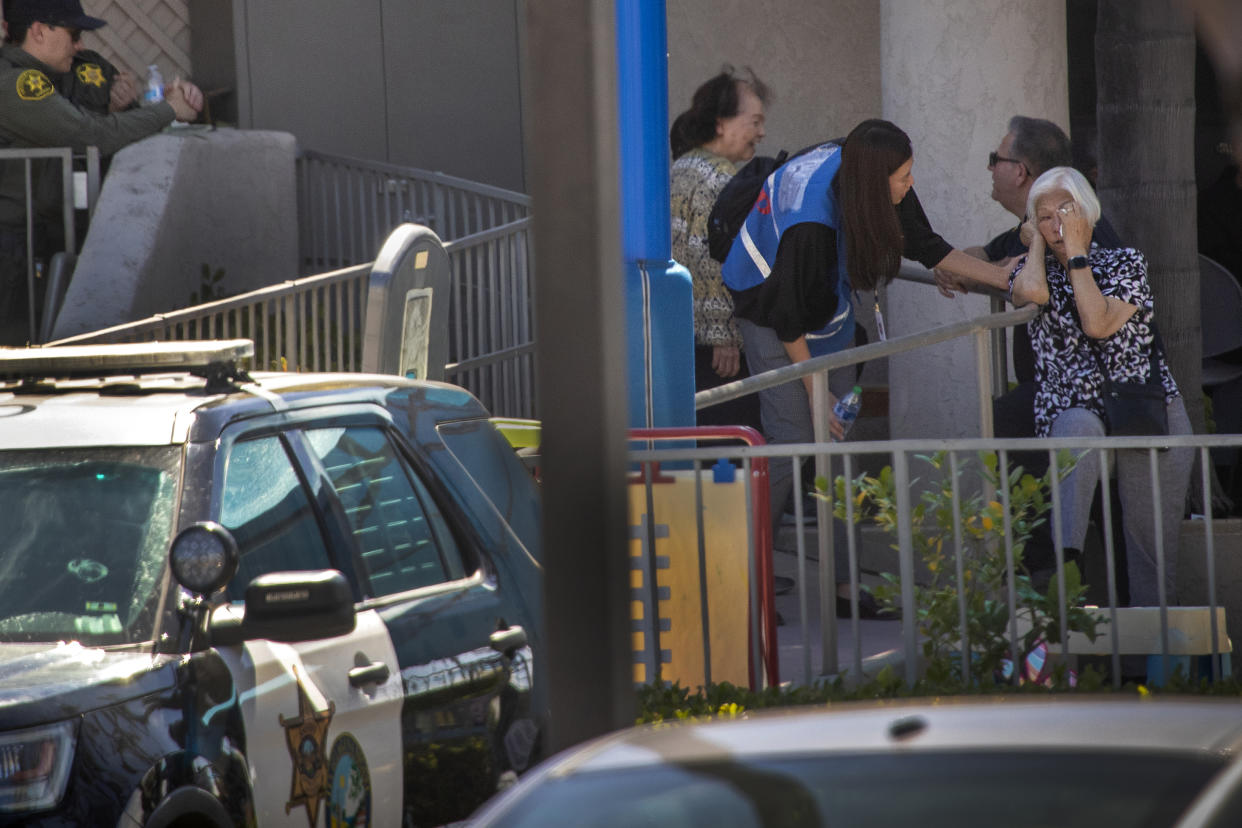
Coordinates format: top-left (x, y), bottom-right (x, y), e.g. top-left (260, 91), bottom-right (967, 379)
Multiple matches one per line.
top-left (75, 63), bottom-right (106, 87)
top-left (16, 69), bottom-right (54, 101)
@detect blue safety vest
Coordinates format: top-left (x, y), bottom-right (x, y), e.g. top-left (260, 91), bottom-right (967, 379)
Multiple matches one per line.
top-left (721, 142), bottom-right (854, 357)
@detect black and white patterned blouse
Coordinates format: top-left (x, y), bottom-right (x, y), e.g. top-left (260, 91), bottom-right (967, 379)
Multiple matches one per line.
top-left (1009, 243), bottom-right (1181, 437)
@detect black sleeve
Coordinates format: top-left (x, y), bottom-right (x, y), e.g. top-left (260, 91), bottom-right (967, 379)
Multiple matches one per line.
top-left (897, 188), bottom-right (954, 268)
top-left (729, 222), bottom-right (839, 343)
top-left (982, 226), bottom-right (1025, 261)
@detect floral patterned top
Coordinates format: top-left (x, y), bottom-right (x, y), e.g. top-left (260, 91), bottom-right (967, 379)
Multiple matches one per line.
top-left (670, 147), bottom-right (744, 349)
top-left (1010, 243), bottom-right (1181, 437)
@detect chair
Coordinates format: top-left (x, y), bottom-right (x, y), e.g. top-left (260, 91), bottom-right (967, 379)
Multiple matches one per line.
top-left (1199, 254), bottom-right (1242, 494)
top-left (1200, 254), bottom-right (1242, 387)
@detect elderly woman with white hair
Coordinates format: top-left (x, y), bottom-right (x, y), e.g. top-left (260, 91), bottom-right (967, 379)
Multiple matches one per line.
top-left (1010, 166), bottom-right (1193, 607)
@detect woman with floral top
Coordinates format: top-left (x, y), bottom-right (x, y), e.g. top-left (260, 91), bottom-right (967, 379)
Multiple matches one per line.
top-left (1010, 166), bottom-right (1193, 607)
top-left (669, 68), bottom-right (766, 429)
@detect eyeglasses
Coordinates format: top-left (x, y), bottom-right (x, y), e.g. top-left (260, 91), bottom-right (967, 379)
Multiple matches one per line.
top-left (988, 151), bottom-right (1028, 174)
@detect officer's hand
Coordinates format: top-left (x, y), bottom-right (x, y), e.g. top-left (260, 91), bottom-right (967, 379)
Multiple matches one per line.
top-left (166, 78), bottom-right (202, 122)
top-left (110, 71), bottom-right (138, 112)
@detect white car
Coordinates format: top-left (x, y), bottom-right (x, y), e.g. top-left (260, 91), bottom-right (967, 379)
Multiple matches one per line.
top-left (468, 697), bottom-right (1242, 827)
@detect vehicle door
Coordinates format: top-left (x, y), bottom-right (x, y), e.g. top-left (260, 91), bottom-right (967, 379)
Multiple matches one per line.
top-left (297, 421), bottom-right (529, 827)
top-left (208, 425), bottom-right (404, 828)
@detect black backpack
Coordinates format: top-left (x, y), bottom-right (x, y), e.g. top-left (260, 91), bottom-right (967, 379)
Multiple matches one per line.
top-left (706, 150), bottom-right (788, 263)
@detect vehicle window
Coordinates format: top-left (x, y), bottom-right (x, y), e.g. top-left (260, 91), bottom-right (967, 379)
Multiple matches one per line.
top-left (220, 436), bottom-right (331, 601)
top-left (485, 751), bottom-right (1223, 828)
top-left (437, 420), bottom-right (541, 559)
top-left (305, 426), bottom-right (466, 596)
top-left (0, 447), bottom-right (180, 645)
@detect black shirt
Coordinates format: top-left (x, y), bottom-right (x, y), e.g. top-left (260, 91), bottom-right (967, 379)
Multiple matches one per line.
top-left (731, 188), bottom-right (953, 343)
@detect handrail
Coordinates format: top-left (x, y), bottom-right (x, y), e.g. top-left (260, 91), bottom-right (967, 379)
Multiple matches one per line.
top-left (442, 217), bottom-right (532, 250)
top-left (298, 148), bottom-right (532, 207)
top-left (695, 303), bottom-right (1037, 409)
top-left (49, 263), bottom-right (371, 346)
top-left (894, 260), bottom-right (1019, 396)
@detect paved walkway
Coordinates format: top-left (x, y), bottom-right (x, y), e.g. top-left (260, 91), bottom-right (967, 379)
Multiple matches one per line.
top-left (772, 547), bottom-right (904, 686)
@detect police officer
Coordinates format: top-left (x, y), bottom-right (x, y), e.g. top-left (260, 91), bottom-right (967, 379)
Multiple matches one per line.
top-left (62, 49), bottom-right (137, 115)
top-left (0, 0), bottom-right (202, 344)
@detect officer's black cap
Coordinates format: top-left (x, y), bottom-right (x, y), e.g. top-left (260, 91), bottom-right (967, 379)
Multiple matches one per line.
top-left (4, 0), bottom-right (108, 30)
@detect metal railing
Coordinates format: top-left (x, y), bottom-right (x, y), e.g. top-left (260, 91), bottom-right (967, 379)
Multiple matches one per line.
top-left (50, 220), bottom-right (539, 417)
top-left (631, 434), bottom-right (1242, 691)
top-left (50, 261), bottom-right (372, 371)
top-left (675, 282), bottom-right (1238, 690)
top-left (444, 219), bottom-right (537, 418)
top-left (296, 149), bottom-right (530, 274)
top-left (0, 147), bottom-right (100, 344)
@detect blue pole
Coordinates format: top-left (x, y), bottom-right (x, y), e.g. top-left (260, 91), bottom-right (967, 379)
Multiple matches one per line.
top-left (615, 0), bottom-right (694, 429)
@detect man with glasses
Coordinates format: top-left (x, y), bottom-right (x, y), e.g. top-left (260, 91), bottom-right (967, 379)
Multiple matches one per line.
top-left (0, 0), bottom-right (201, 345)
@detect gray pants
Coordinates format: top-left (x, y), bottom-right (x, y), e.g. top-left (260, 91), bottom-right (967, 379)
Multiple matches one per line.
top-left (1049, 398), bottom-right (1194, 606)
top-left (736, 317), bottom-right (854, 583)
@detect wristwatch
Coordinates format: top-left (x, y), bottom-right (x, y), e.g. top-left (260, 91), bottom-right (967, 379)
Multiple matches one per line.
top-left (1067, 254), bottom-right (1089, 270)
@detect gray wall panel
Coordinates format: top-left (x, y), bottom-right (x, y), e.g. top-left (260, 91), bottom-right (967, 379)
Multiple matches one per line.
top-left (381, 0), bottom-right (527, 191)
top-left (238, 0), bottom-right (389, 161)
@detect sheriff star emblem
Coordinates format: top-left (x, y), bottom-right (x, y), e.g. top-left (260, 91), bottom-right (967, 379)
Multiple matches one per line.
top-left (279, 676), bottom-right (335, 828)
top-left (16, 69), bottom-right (53, 101)
top-left (75, 63), bottom-right (106, 87)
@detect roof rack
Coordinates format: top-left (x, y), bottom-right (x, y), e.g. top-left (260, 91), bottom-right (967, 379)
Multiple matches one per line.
top-left (0, 340), bottom-right (255, 387)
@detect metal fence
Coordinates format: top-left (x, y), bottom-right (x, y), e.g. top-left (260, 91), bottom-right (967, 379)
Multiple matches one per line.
top-left (49, 219), bottom-right (539, 417)
top-left (296, 149), bottom-right (530, 274)
top-left (631, 434), bottom-right (1242, 692)
top-left (49, 261), bottom-right (372, 371)
top-left (51, 150), bottom-right (538, 416)
top-left (680, 288), bottom-right (1239, 691)
top-left (0, 147), bottom-right (100, 345)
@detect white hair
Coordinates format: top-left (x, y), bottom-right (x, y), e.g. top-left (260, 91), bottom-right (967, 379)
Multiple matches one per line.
top-left (1025, 165), bottom-right (1102, 227)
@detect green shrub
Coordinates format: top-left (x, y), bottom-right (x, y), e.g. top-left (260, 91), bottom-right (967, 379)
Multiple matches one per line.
top-left (823, 450), bottom-right (1100, 688)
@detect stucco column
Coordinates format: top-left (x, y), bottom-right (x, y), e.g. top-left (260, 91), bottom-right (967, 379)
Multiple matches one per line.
top-left (881, 0), bottom-right (1069, 438)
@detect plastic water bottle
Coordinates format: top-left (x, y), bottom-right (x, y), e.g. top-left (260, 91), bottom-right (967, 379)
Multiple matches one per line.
top-left (143, 64), bottom-right (164, 105)
top-left (832, 385), bottom-right (863, 441)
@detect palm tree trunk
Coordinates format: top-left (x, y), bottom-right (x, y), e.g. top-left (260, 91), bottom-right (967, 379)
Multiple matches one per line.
top-left (1095, 0), bottom-right (1201, 427)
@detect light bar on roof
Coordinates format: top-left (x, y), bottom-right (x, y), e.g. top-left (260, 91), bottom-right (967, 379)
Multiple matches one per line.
top-left (0, 340), bottom-right (255, 380)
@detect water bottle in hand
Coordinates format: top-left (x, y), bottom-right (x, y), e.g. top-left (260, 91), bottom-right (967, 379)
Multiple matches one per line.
top-left (144, 64), bottom-right (164, 104)
top-left (831, 386), bottom-right (863, 442)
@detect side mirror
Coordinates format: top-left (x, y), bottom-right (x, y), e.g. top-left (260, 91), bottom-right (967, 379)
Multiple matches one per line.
top-left (209, 570), bottom-right (356, 646)
top-left (169, 522), bottom-right (239, 596)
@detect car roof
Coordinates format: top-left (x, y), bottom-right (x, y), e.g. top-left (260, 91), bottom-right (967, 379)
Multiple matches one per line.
top-left (0, 341), bottom-right (485, 448)
top-left (547, 698), bottom-right (1242, 777)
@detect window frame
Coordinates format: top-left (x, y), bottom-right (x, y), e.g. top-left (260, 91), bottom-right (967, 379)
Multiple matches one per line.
top-left (208, 404), bottom-right (491, 608)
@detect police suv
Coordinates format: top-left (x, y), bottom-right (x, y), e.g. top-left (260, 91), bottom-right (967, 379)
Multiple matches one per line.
top-left (0, 341), bottom-right (545, 827)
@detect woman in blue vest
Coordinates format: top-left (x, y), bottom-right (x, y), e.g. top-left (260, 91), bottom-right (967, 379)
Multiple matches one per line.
top-left (722, 118), bottom-right (1007, 618)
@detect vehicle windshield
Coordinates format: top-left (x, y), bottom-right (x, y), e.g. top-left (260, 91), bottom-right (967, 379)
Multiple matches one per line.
top-left (0, 447), bottom-right (180, 646)
top-left (488, 750), bottom-right (1225, 828)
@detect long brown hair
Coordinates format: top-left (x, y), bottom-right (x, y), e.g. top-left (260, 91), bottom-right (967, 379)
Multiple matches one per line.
top-left (837, 119), bottom-right (911, 291)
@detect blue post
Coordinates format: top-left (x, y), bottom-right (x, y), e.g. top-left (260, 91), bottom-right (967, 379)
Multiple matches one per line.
top-left (615, 0), bottom-right (695, 429)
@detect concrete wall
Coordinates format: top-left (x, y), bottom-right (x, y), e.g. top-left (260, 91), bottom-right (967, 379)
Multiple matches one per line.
top-left (53, 130), bottom-right (298, 339)
top-left (666, 0), bottom-right (881, 159)
top-left (881, 0), bottom-right (1069, 438)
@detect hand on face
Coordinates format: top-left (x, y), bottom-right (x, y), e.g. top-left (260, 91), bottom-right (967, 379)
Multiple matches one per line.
top-left (1035, 193), bottom-right (1091, 261)
top-left (1054, 200), bottom-right (1092, 257)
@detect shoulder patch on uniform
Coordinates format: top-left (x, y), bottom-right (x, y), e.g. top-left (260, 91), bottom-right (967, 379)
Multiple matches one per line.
top-left (16, 69), bottom-right (54, 101)
top-left (75, 63), bottom-right (106, 87)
